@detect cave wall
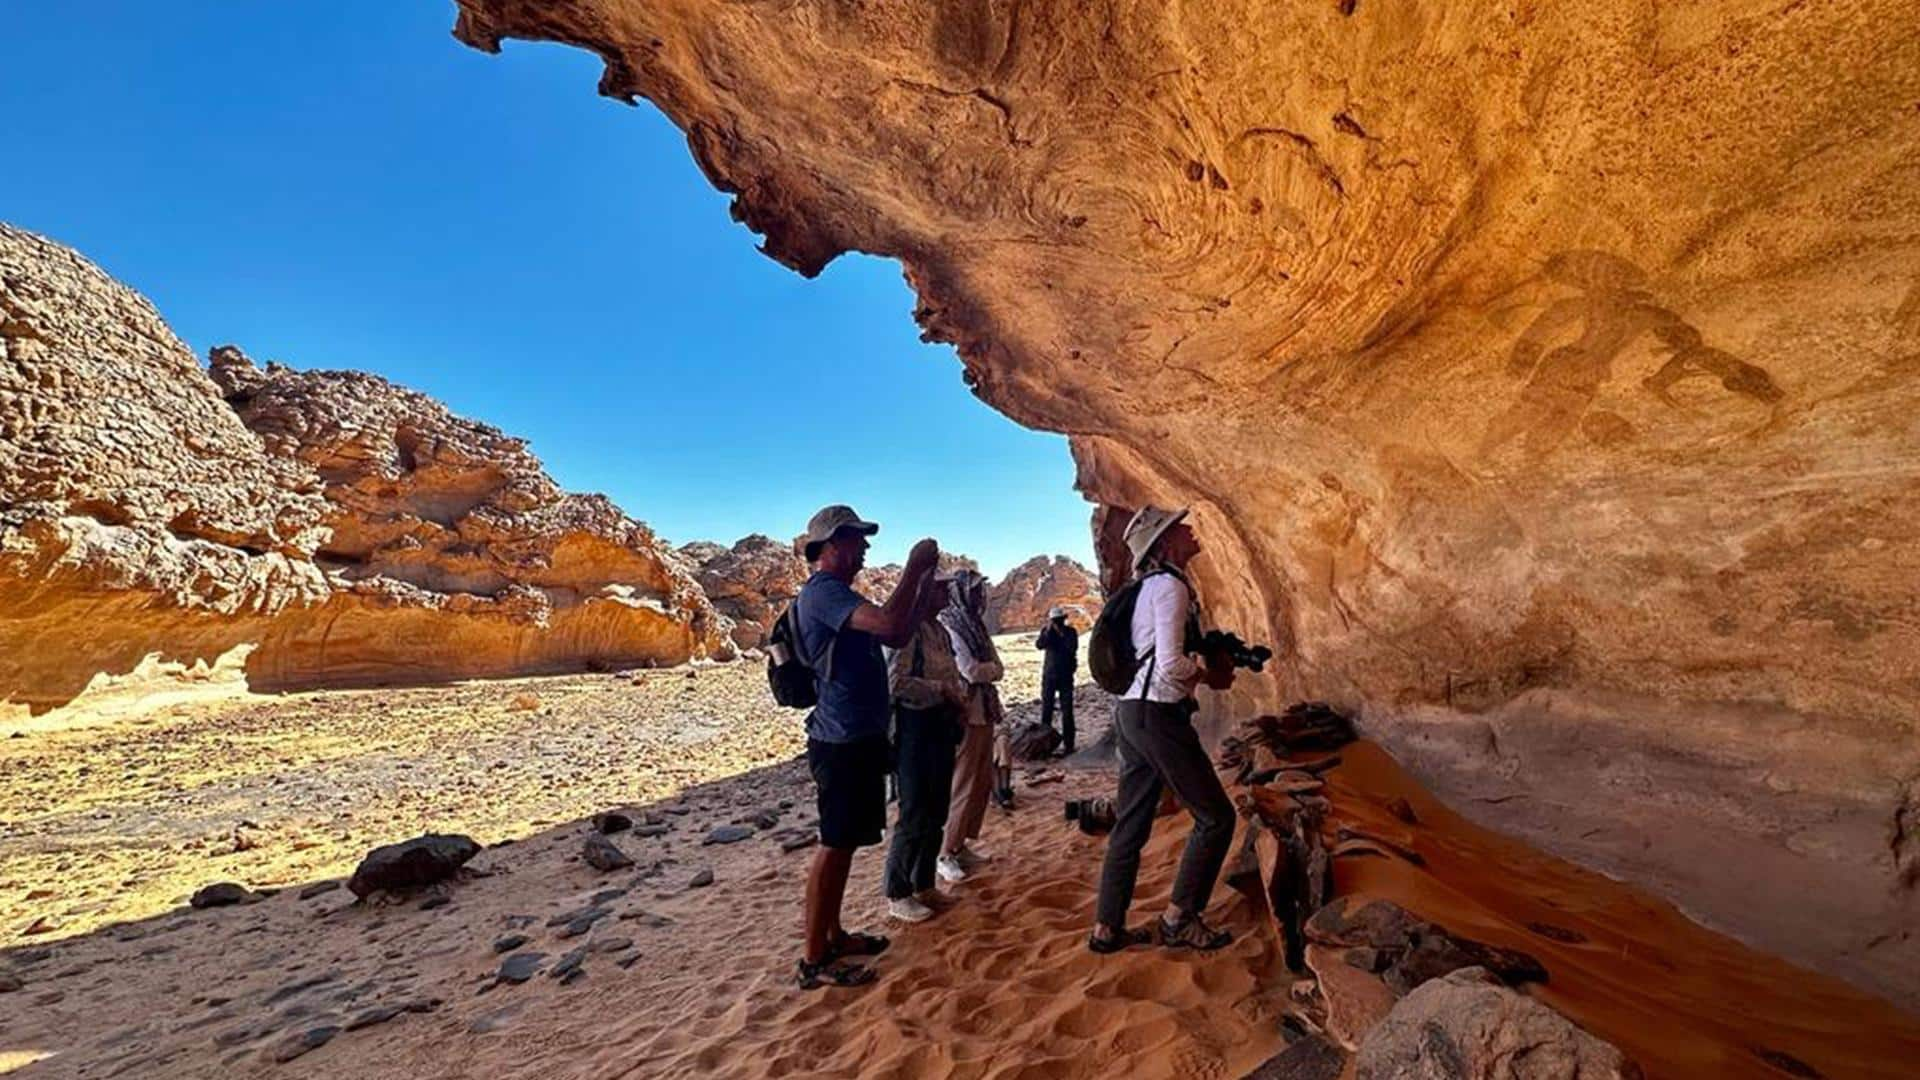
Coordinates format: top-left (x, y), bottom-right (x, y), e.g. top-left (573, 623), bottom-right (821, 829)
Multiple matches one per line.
top-left (448, 0), bottom-right (1920, 1006)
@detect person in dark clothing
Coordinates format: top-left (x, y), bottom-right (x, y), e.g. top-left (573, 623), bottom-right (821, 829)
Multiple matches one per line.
top-left (791, 505), bottom-right (942, 990)
top-left (1035, 606), bottom-right (1079, 753)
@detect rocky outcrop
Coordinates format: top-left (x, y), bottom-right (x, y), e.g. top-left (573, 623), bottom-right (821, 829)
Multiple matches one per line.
top-left (0, 224), bottom-right (731, 712)
top-left (985, 555), bottom-right (1100, 632)
top-left (0, 224), bottom-right (332, 710)
top-left (450, 1), bottom-right (1920, 1006)
top-left (679, 534), bottom-right (806, 649)
top-left (1355, 968), bottom-right (1637, 1080)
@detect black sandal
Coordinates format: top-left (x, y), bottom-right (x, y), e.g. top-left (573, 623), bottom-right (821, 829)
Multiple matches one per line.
top-left (1158, 914), bottom-right (1233, 951)
top-left (1087, 926), bottom-right (1153, 954)
top-left (827, 930), bottom-right (890, 960)
top-left (795, 957), bottom-right (877, 990)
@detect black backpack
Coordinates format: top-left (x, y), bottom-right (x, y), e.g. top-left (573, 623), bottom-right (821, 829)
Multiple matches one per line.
top-left (766, 597), bottom-right (834, 708)
top-left (1088, 569), bottom-right (1170, 694)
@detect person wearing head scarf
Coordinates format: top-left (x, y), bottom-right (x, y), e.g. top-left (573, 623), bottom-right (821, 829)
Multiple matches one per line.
top-left (936, 568), bottom-right (1006, 882)
top-left (880, 577), bottom-right (968, 924)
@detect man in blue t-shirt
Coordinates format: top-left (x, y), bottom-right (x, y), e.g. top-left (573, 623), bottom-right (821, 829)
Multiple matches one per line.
top-left (791, 504), bottom-right (941, 990)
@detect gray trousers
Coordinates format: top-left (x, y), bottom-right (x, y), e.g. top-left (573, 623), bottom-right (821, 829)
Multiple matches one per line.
top-left (1095, 698), bottom-right (1236, 930)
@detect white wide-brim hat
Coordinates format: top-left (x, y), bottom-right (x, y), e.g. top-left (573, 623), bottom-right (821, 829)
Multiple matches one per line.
top-left (1123, 505), bottom-right (1189, 569)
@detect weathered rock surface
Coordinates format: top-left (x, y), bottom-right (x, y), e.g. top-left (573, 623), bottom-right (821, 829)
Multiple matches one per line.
top-left (449, 0), bottom-right (1920, 1006)
top-left (210, 346), bottom-right (735, 687)
top-left (985, 555), bottom-right (1101, 632)
top-left (0, 224), bottom-right (731, 712)
top-left (0, 223), bottom-right (331, 711)
top-left (679, 533), bottom-right (805, 648)
top-left (1355, 968), bottom-right (1638, 1080)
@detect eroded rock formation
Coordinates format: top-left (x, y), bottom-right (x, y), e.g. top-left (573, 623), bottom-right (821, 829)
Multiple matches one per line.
top-left (0, 224), bottom-right (731, 711)
top-left (985, 554), bottom-right (1100, 632)
top-left (679, 533), bottom-right (805, 648)
top-left (450, 1), bottom-right (1920, 1007)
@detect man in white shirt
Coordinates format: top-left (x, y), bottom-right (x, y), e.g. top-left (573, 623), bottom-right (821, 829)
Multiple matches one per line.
top-left (1090, 506), bottom-right (1239, 954)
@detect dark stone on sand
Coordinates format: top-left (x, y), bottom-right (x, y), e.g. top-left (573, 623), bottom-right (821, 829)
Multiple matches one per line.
top-left (1245, 1034), bottom-right (1347, 1080)
top-left (663, 805), bottom-right (690, 816)
top-left (344, 1005), bottom-right (404, 1032)
top-left (0, 973), bottom-right (21, 993)
top-left (497, 952), bottom-right (547, 984)
top-left (778, 831), bottom-right (818, 854)
top-left (561, 969), bottom-right (587, 986)
top-left (190, 883), bottom-right (253, 909)
top-left (703, 825), bottom-right (754, 845)
top-left (1007, 720), bottom-right (1062, 761)
top-left (1306, 898), bottom-right (1547, 994)
top-left (747, 808), bottom-right (781, 830)
top-left (591, 887), bottom-right (630, 904)
top-left (548, 947), bottom-right (587, 981)
top-left (594, 937), bottom-right (633, 953)
top-left (582, 834), bottom-right (634, 872)
top-left (546, 905), bottom-right (609, 929)
top-left (593, 810), bottom-right (634, 834)
top-left (419, 895), bottom-right (451, 911)
top-left (268, 1025), bottom-right (338, 1063)
top-left (298, 880), bottom-right (341, 900)
top-left (1526, 921), bottom-right (1588, 944)
top-left (688, 868), bottom-right (715, 888)
top-left (633, 823), bottom-right (671, 838)
top-left (264, 972), bottom-right (340, 1006)
top-left (347, 834), bottom-right (480, 898)
top-left (493, 933), bottom-right (530, 954)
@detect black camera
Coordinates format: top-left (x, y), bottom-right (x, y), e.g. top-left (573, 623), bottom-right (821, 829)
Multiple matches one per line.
top-left (1195, 629), bottom-right (1273, 672)
top-left (1064, 797), bottom-right (1116, 835)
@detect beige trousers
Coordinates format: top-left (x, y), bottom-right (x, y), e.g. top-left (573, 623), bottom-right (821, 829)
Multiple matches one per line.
top-left (945, 722), bottom-right (994, 853)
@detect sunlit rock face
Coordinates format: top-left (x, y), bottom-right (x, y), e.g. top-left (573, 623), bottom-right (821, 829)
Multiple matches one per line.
top-left (451, 1), bottom-right (1920, 1004)
top-left (0, 224), bottom-right (732, 710)
top-left (986, 555), bottom-right (1101, 632)
top-left (681, 533), bottom-right (806, 649)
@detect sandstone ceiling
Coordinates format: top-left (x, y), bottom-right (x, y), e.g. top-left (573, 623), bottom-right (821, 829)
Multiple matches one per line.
top-left (449, 0), bottom-right (1920, 1007)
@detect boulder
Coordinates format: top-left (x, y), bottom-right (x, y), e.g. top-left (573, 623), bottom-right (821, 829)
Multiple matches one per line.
top-left (581, 834), bottom-right (634, 872)
top-left (1355, 968), bottom-right (1639, 1079)
top-left (345, 833), bottom-right (480, 898)
top-left (188, 882), bottom-right (254, 909)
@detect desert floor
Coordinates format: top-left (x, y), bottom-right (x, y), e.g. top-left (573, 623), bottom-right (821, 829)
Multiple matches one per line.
top-left (4, 639), bottom-right (1920, 1078)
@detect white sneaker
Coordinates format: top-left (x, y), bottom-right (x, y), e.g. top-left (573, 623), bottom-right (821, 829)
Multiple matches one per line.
top-left (888, 896), bottom-right (934, 923)
top-left (959, 843), bottom-right (993, 865)
top-left (936, 854), bottom-right (968, 883)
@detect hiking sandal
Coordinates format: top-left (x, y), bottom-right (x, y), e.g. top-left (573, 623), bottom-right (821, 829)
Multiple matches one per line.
top-left (1158, 914), bottom-right (1234, 951)
top-left (795, 957), bottom-right (877, 990)
top-left (827, 930), bottom-right (891, 960)
top-left (1087, 926), bottom-right (1153, 954)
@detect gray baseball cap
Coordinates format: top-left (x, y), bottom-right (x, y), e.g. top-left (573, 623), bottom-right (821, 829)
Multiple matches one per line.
top-left (803, 504), bottom-right (879, 562)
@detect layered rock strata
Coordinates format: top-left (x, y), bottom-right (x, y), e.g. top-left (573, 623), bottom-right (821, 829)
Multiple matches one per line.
top-left (449, 0), bottom-right (1920, 1007)
top-left (0, 224), bottom-right (730, 711)
top-left (984, 554), bottom-right (1100, 632)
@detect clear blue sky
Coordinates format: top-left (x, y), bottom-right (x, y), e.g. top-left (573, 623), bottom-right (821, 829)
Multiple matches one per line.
top-left (0, 3), bottom-right (1092, 578)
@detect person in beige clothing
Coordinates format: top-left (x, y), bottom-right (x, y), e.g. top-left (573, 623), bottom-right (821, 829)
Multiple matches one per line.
top-left (937, 569), bottom-right (1004, 883)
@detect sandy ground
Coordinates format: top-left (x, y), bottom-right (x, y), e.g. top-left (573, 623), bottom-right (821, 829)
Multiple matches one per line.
top-left (4, 638), bottom-right (1920, 1078)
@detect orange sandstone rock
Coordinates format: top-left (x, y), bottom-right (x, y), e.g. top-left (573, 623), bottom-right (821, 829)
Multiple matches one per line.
top-left (449, 0), bottom-right (1920, 1007)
